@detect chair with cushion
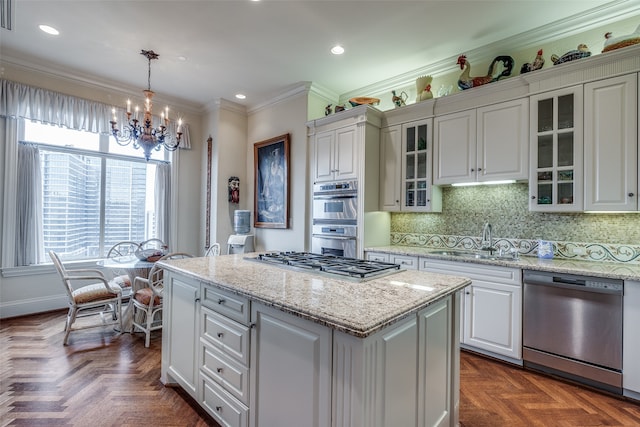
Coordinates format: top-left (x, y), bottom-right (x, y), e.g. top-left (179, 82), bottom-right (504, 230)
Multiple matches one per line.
top-left (49, 250), bottom-right (123, 345)
top-left (205, 243), bottom-right (221, 257)
top-left (106, 241), bottom-right (142, 292)
top-left (130, 252), bottom-right (193, 347)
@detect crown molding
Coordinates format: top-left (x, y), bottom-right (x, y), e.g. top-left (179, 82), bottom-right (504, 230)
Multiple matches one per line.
top-left (340, 0), bottom-right (640, 102)
top-left (247, 81), bottom-right (312, 115)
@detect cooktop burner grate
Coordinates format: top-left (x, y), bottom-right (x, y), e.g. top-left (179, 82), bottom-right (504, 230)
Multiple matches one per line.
top-left (254, 252), bottom-right (401, 279)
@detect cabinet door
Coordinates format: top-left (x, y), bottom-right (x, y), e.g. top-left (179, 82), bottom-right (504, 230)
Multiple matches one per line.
top-left (434, 110), bottom-right (475, 185)
top-left (162, 273), bottom-right (200, 397)
top-left (250, 303), bottom-right (331, 427)
top-left (529, 86), bottom-right (584, 211)
top-left (417, 296), bottom-right (455, 427)
top-left (463, 280), bottom-right (522, 360)
top-left (379, 125), bottom-right (402, 211)
top-left (477, 99), bottom-right (529, 182)
top-left (624, 281), bottom-right (640, 395)
top-left (584, 74), bottom-right (638, 211)
top-left (314, 130), bottom-right (334, 182)
top-left (402, 119), bottom-right (439, 211)
top-left (334, 125), bottom-right (358, 181)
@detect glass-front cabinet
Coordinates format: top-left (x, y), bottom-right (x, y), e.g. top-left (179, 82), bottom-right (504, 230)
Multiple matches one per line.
top-left (529, 86), bottom-right (583, 211)
top-left (401, 119), bottom-right (441, 212)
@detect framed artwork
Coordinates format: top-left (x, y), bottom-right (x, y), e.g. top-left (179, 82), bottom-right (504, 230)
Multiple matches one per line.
top-left (254, 133), bottom-right (290, 229)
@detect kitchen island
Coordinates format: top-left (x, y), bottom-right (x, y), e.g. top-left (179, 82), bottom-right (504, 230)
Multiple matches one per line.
top-left (158, 253), bottom-right (470, 427)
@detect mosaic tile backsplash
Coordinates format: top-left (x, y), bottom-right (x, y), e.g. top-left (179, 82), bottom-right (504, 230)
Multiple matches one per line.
top-left (390, 183), bottom-right (640, 264)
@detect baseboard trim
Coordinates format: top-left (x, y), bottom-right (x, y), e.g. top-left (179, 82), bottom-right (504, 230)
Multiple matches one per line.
top-left (0, 295), bottom-right (67, 319)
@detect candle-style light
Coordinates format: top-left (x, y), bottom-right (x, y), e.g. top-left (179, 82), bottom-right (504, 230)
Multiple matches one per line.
top-left (109, 49), bottom-right (182, 160)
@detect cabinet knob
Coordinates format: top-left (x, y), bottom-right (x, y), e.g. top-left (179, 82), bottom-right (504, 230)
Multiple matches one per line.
top-left (531, 195), bottom-right (536, 200)
top-left (470, 168), bottom-right (475, 172)
top-left (465, 291), bottom-right (471, 295)
top-left (217, 367), bottom-right (223, 373)
top-left (217, 332), bottom-right (224, 338)
top-left (215, 406), bottom-right (222, 412)
top-left (477, 167), bottom-right (482, 172)
top-left (629, 193), bottom-right (635, 197)
top-left (195, 297), bottom-right (200, 303)
top-left (217, 298), bottom-right (226, 305)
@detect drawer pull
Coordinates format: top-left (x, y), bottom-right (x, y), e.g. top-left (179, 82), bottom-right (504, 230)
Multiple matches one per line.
top-left (215, 406), bottom-right (222, 412)
top-left (217, 298), bottom-right (226, 305)
top-left (217, 332), bottom-right (224, 338)
top-left (217, 367), bottom-right (223, 373)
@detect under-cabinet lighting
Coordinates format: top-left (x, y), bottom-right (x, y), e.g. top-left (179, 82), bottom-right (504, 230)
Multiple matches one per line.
top-left (451, 180), bottom-right (516, 187)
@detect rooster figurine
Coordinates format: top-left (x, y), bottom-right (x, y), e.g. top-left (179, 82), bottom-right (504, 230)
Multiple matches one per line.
top-left (520, 49), bottom-right (545, 74)
top-left (457, 55), bottom-right (514, 90)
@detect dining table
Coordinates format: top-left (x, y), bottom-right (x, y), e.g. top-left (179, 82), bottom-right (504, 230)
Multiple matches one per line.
top-left (98, 255), bottom-right (156, 332)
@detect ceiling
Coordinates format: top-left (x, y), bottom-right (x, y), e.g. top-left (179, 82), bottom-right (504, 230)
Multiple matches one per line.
top-left (1, 0), bottom-right (638, 112)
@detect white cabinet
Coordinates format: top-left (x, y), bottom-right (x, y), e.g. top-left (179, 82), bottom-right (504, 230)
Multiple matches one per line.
top-left (200, 285), bottom-right (251, 426)
top-left (365, 251), bottom-right (390, 262)
top-left (332, 294), bottom-right (458, 427)
top-left (529, 86), bottom-right (584, 211)
top-left (401, 119), bottom-right (441, 212)
top-left (379, 125), bottom-right (402, 211)
top-left (420, 258), bottom-right (522, 362)
top-left (434, 99), bottom-right (528, 185)
top-left (313, 125), bottom-right (358, 183)
top-left (584, 73), bottom-right (638, 211)
top-left (250, 303), bottom-right (332, 427)
top-left (624, 280), bottom-right (640, 398)
top-left (390, 253), bottom-right (418, 270)
top-left (161, 272), bottom-right (200, 397)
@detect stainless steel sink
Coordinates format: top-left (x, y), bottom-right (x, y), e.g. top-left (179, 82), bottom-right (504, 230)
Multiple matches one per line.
top-left (426, 249), bottom-right (517, 261)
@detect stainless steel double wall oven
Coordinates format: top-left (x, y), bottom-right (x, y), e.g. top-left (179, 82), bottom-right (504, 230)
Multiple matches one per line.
top-left (311, 180), bottom-right (357, 258)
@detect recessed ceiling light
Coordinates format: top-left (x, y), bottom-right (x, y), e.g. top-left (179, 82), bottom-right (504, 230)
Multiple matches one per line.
top-left (39, 25), bottom-right (59, 35)
top-left (331, 45), bottom-right (344, 55)
top-left (178, 55), bottom-right (187, 61)
top-left (235, 94), bottom-right (246, 100)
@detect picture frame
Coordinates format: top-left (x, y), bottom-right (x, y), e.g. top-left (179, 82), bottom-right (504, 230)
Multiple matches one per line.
top-left (254, 133), bottom-right (290, 229)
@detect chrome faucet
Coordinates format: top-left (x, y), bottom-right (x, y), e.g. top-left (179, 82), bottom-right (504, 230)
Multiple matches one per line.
top-left (481, 222), bottom-right (494, 253)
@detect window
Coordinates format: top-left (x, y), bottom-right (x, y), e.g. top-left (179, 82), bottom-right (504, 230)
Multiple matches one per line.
top-left (22, 121), bottom-right (168, 262)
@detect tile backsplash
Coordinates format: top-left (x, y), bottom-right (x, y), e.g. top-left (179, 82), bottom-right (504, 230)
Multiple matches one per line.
top-left (390, 183), bottom-right (640, 264)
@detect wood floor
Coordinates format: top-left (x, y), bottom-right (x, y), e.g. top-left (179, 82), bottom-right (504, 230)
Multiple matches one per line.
top-left (2, 310), bottom-right (640, 427)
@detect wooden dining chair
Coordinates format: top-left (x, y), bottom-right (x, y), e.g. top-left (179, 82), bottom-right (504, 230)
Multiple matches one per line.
top-left (49, 250), bottom-right (123, 345)
top-left (205, 243), bottom-right (221, 257)
top-left (129, 252), bottom-right (193, 347)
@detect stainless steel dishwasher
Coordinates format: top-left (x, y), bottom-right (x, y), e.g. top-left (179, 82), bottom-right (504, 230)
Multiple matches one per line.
top-left (523, 270), bottom-right (623, 394)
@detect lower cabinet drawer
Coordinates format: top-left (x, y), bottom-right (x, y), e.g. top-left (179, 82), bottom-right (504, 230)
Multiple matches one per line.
top-left (201, 373), bottom-right (249, 427)
top-left (390, 254), bottom-right (418, 270)
top-left (202, 306), bottom-right (250, 365)
top-left (201, 340), bottom-right (249, 405)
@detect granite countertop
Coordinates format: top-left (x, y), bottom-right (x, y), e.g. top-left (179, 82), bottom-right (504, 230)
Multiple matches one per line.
top-left (366, 246), bottom-right (640, 281)
top-left (158, 254), bottom-right (470, 338)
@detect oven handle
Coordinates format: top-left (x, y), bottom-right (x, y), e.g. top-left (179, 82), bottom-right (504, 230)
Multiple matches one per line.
top-left (313, 194), bottom-right (356, 200)
top-left (312, 234), bottom-right (356, 240)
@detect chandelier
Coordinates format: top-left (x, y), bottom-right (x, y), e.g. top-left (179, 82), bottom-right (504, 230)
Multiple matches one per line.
top-left (110, 49), bottom-right (182, 160)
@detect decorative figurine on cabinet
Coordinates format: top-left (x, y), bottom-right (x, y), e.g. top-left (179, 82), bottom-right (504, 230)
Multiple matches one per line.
top-left (415, 75), bottom-right (433, 102)
top-left (325, 104), bottom-right (332, 116)
top-left (602, 24), bottom-right (640, 52)
top-left (520, 49), bottom-right (545, 73)
top-left (391, 90), bottom-right (408, 108)
top-left (551, 44), bottom-right (591, 65)
top-left (457, 54), bottom-right (514, 90)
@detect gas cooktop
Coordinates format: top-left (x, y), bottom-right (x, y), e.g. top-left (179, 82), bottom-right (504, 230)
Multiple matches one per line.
top-left (250, 251), bottom-right (401, 280)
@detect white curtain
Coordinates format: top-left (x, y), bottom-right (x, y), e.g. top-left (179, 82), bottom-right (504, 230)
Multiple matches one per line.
top-left (154, 163), bottom-right (171, 248)
top-left (15, 143), bottom-right (44, 266)
top-left (0, 79), bottom-right (190, 148)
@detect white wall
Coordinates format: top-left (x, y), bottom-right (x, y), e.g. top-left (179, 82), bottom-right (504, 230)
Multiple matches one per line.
top-left (246, 88), bottom-right (310, 252)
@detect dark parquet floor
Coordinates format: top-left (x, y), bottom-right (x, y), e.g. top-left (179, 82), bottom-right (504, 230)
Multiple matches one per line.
top-left (1, 310), bottom-right (640, 426)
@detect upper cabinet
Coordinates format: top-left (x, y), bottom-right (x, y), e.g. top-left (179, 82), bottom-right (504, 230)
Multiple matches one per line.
top-left (529, 86), bottom-right (584, 212)
top-left (313, 125), bottom-right (358, 183)
top-left (433, 98), bottom-right (528, 185)
top-left (401, 119), bottom-right (441, 212)
top-left (379, 120), bottom-right (441, 212)
top-left (584, 73), bottom-right (638, 211)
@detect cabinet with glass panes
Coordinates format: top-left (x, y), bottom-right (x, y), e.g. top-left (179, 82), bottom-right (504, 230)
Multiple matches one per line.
top-left (401, 119), bottom-right (441, 212)
top-left (529, 86), bottom-right (583, 212)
